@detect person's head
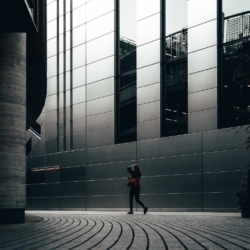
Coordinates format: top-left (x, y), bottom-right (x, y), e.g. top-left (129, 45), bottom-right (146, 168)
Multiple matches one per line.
top-left (133, 164), bottom-right (142, 174)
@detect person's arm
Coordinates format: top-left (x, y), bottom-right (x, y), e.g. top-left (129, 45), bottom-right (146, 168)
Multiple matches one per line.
top-left (127, 166), bottom-right (134, 175)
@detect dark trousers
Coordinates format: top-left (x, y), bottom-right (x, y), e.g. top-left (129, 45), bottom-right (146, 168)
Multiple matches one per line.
top-left (129, 185), bottom-right (145, 211)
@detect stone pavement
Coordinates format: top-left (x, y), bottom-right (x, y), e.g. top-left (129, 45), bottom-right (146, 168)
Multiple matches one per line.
top-left (0, 211), bottom-right (250, 250)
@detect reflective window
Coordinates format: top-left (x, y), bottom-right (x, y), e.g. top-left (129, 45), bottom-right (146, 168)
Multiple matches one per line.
top-left (47, 1), bottom-right (57, 22)
top-left (66, 12), bottom-right (71, 32)
top-left (59, 92), bottom-right (64, 108)
top-left (66, 31), bottom-right (71, 50)
top-left (73, 0), bottom-right (85, 10)
top-left (59, 16), bottom-right (64, 34)
top-left (73, 25), bottom-right (85, 47)
top-left (117, 0), bottom-right (137, 143)
top-left (59, 74), bottom-right (64, 92)
top-left (47, 19), bottom-right (57, 40)
top-left (59, 53), bottom-right (64, 74)
top-left (66, 72), bottom-right (71, 90)
top-left (66, 50), bottom-right (71, 72)
top-left (47, 76), bottom-right (57, 96)
top-left (221, 0), bottom-right (250, 128)
top-left (73, 66), bottom-right (85, 88)
top-left (73, 5), bottom-right (85, 28)
top-left (59, 34), bottom-right (64, 53)
top-left (47, 56), bottom-right (57, 77)
top-left (163, 0), bottom-right (188, 137)
top-left (66, 90), bottom-right (71, 106)
top-left (59, 0), bottom-right (64, 16)
top-left (47, 37), bottom-right (57, 57)
top-left (73, 86), bottom-right (85, 104)
top-left (73, 44), bottom-right (85, 69)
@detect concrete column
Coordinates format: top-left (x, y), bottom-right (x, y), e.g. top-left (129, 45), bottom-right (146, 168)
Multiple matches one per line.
top-left (0, 33), bottom-right (26, 224)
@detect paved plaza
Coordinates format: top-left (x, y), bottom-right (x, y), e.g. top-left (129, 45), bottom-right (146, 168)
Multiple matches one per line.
top-left (0, 211), bottom-right (250, 249)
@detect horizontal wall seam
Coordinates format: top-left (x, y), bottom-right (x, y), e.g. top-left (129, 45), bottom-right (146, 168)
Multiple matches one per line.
top-left (137, 38), bottom-right (160, 48)
top-left (137, 12), bottom-right (161, 23)
top-left (188, 107), bottom-right (217, 114)
top-left (188, 87), bottom-right (217, 95)
top-left (188, 44), bottom-right (217, 55)
top-left (188, 67), bottom-right (217, 76)
top-left (188, 18), bottom-right (217, 30)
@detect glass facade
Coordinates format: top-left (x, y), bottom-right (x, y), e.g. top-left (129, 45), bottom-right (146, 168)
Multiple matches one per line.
top-left (221, 0), bottom-right (250, 128)
top-left (26, 0), bottom-right (250, 212)
top-left (164, 0), bottom-right (188, 136)
top-left (117, 0), bottom-right (137, 143)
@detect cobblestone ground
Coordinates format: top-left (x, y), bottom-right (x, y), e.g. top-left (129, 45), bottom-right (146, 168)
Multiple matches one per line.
top-left (0, 212), bottom-right (250, 250)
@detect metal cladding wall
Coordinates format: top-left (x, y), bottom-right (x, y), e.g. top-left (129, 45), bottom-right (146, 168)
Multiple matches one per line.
top-left (26, 0), bottom-right (250, 212)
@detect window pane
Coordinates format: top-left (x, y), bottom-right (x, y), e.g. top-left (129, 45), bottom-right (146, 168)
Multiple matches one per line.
top-left (73, 44), bottom-right (85, 69)
top-left (47, 19), bottom-right (57, 40)
top-left (66, 12), bottom-right (71, 32)
top-left (73, 25), bottom-right (85, 47)
top-left (47, 37), bottom-right (57, 57)
top-left (66, 50), bottom-right (71, 71)
top-left (66, 90), bottom-right (71, 106)
top-left (73, 66), bottom-right (85, 88)
top-left (59, 53), bottom-right (64, 74)
top-left (59, 0), bottom-right (64, 16)
top-left (66, 72), bottom-right (71, 90)
top-left (59, 15), bottom-right (64, 34)
top-left (59, 34), bottom-right (64, 53)
top-left (73, 86), bottom-right (85, 104)
top-left (47, 1), bottom-right (57, 22)
top-left (47, 55), bottom-right (57, 77)
top-left (73, 5), bottom-right (85, 28)
top-left (165, 0), bottom-right (187, 36)
top-left (73, 0), bottom-right (85, 9)
top-left (66, 31), bottom-right (71, 50)
top-left (59, 74), bottom-right (64, 92)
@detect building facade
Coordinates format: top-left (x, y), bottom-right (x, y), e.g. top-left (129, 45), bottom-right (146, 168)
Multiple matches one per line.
top-left (26, 0), bottom-right (250, 212)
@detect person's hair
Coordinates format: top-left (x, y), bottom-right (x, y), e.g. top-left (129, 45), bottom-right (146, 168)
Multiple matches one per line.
top-left (133, 164), bottom-right (142, 175)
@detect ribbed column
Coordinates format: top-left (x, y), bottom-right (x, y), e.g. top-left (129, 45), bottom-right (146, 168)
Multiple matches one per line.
top-left (0, 33), bottom-right (26, 224)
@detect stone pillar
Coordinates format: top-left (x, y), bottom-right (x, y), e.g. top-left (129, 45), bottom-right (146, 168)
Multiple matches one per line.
top-left (0, 33), bottom-right (26, 224)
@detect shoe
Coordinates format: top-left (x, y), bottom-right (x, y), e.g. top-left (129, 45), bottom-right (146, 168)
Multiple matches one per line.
top-left (127, 211), bottom-right (133, 214)
top-left (144, 207), bottom-right (148, 214)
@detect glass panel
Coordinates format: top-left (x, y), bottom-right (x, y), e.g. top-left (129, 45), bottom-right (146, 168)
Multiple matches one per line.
top-left (87, 32), bottom-right (114, 64)
top-left (66, 12), bottom-right (71, 32)
top-left (47, 76), bottom-right (57, 96)
top-left (73, 86), bottom-right (85, 104)
top-left (47, 37), bottom-right (57, 57)
top-left (73, 66), bottom-right (85, 88)
top-left (59, 34), bottom-right (64, 53)
top-left (73, 25), bottom-right (85, 47)
top-left (73, 0), bottom-right (85, 9)
top-left (86, 0), bottom-right (114, 22)
top-left (59, 53), bottom-right (64, 74)
top-left (73, 44), bottom-right (85, 69)
top-left (66, 72), bottom-right (71, 90)
top-left (47, 55), bottom-right (57, 77)
top-left (66, 0), bottom-right (71, 13)
top-left (73, 5), bottom-right (85, 28)
top-left (87, 56), bottom-right (114, 84)
top-left (221, 0), bottom-right (250, 128)
top-left (66, 50), bottom-right (71, 71)
top-left (47, 19), bottom-right (57, 40)
top-left (59, 108), bottom-right (64, 124)
top-left (66, 31), bottom-right (71, 50)
top-left (59, 0), bottom-right (64, 16)
top-left (137, 0), bottom-right (160, 21)
top-left (66, 90), bottom-right (71, 106)
top-left (164, 0), bottom-right (188, 137)
top-left (59, 15), bottom-right (64, 34)
top-left (86, 12), bottom-right (114, 41)
top-left (47, 1), bottom-right (57, 22)
top-left (165, 0), bottom-right (187, 36)
top-left (46, 94), bottom-right (57, 111)
top-left (59, 92), bottom-right (64, 108)
top-left (59, 74), bottom-right (64, 92)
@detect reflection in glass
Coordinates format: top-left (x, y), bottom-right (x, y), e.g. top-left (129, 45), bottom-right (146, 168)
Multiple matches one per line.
top-left (117, 0), bottom-right (137, 143)
top-left (221, 1), bottom-right (250, 128)
top-left (165, 0), bottom-right (187, 36)
top-left (164, 0), bottom-right (188, 137)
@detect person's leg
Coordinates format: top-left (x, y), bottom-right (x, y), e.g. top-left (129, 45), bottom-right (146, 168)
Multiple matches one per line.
top-left (135, 186), bottom-right (145, 208)
top-left (129, 188), bottom-right (135, 213)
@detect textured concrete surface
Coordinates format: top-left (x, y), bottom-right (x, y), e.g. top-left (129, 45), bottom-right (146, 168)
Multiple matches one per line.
top-left (0, 211), bottom-right (249, 249)
top-left (0, 33), bottom-right (26, 214)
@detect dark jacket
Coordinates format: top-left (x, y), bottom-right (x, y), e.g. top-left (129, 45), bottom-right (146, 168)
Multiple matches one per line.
top-left (127, 166), bottom-right (141, 179)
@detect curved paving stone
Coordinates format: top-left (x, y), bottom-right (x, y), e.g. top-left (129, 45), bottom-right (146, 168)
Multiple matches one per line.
top-left (0, 212), bottom-right (250, 250)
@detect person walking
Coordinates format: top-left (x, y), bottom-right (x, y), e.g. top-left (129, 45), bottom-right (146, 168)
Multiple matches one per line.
top-left (127, 164), bottom-right (148, 214)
